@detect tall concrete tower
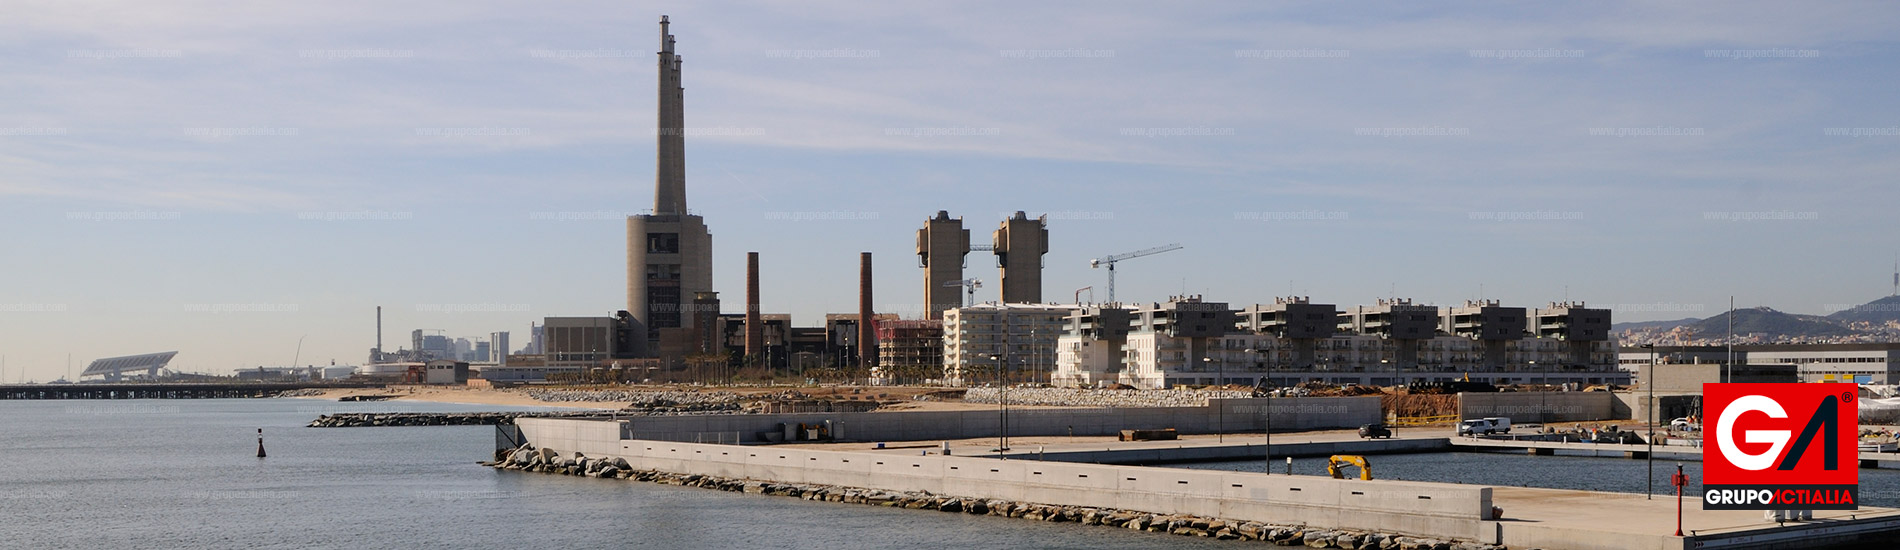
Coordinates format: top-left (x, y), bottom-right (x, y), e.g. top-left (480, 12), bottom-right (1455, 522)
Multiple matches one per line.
top-left (859, 252), bottom-right (876, 369)
top-left (993, 211), bottom-right (1048, 304)
top-left (745, 252), bottom-right (763, 362)
top-left (917, 211), bottom-right (970, 319)
top-left (627, 15), bottom-right (713, 362)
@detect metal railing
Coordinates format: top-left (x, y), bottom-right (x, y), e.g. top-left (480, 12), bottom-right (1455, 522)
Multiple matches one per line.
top-left (1387, 414), bottom-right (1460, 427)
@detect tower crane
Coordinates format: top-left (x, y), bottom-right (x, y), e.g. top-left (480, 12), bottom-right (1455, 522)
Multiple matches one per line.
top-left (945, 278), bottom-right (982, 307)
top-left (1089, 243), bottom-right (1183, 304)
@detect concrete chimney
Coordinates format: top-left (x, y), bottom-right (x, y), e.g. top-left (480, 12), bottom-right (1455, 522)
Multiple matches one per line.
top-left (859, 252), bottom-right (876, 370)
top-left (376, 306), bottom-right (382, 352)
top-left (745, 252), bottom-right (763, 364)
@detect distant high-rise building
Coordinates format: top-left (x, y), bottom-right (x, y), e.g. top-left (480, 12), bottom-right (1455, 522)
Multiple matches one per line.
top-left (473, 341), bottom-right (491, 363)
top-left (524, 322), bottom-right (544, 355)
top-left (411, 330), bottom-right (451, 361)
top-left (917, 211), bottom-right (970, 319)
top-left (452, 338), bottom-right (473, 361)
top-left (627, 15), bottom-right (712, 363)
top-left (993, 211), bottom-right (1048, 304)
top-left (490, 331), bottom-right (511, 365)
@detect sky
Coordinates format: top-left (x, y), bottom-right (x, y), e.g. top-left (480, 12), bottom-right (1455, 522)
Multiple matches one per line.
top-left (3, 1), bottom-right (1898, 380)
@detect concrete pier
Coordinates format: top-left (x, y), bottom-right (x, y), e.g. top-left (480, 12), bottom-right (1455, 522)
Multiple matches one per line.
top-left (0, 382), bottom-right (375, 400)
top-left (507, 417), bottom-right (1900, 550)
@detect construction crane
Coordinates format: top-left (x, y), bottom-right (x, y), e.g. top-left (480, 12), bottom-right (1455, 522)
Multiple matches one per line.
top-left (1089, 243), bottom-right (1183, 303)
top-left (945, 278), bottom-right (982, 307)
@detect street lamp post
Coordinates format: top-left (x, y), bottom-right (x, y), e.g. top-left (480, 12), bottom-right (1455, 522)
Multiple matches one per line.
top-left (1204, 356), bottom-right (1223, 443)
top-left (1530, 359), bottom-right (1546, 425)
top-left (1642, 343), bottom-right (1656, 499)
top-left (1246, 347), bottom-right (1269, 473)
top-left (989, 353), bottom-right (1008, 458)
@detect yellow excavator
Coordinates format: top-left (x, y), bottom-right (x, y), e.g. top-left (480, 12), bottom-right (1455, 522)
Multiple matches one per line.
top-left (1327, 455), bottom-right (1372, 480)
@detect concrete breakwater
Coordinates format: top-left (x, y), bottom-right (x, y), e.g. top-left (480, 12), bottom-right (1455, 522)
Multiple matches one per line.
top-left (485, 443), bottom-right (1500, 550)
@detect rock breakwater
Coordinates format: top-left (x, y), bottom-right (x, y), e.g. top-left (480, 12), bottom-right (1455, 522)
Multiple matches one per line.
top-left (964, 387), bottom-right (1252, 408)
top-left (308, 411), bottom-right (604, 427)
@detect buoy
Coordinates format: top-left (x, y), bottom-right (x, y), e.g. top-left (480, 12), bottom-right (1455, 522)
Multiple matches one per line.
top-left (256, 428), bottom-right (267, 458)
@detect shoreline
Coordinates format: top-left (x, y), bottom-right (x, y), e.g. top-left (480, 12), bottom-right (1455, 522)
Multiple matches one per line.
top-left (290, 387), bottom-right (633, 410)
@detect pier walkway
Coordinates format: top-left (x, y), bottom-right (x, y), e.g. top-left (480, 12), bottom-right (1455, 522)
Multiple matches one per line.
top-left (516, 417), bottom-right (1900, 550)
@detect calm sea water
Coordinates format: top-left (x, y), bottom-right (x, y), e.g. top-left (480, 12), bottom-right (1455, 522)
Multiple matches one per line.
top-left (1171, 451), bottom-right (1900, 508)
top-left (0, 399), bottom-right (1230, 550)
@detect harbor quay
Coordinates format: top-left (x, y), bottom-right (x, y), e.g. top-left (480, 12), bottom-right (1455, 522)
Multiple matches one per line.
top-left (496, 402), bottom-right (1900, 550)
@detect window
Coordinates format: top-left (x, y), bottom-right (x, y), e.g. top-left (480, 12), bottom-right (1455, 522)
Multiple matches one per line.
top-left (646, 264), bottom-right (681, 280)
top-left (646, 232), bottom-right (680, 254)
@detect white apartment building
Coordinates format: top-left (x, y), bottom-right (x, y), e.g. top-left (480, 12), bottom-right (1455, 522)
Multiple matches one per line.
top-left (942, 303), bottom-right (1077, 386)
top-left (1056, 296), bottom-right (1625, 390)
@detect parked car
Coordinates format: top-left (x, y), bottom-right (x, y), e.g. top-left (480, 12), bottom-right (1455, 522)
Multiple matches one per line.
top-left (1358, 423), bottom-right (1392, 439)
top-left (1669, 417), bottom-right (1699, 432)
top-left (1458, 417), bottom-right (1512, 436)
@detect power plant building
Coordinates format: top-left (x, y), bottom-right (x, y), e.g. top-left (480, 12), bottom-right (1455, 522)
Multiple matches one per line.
top-left (627, 15), bottom-right (713, 363)
top-left (992, 211), bottom-right (1048, 304)
top-left (917, 211), bottom-right (970, 319)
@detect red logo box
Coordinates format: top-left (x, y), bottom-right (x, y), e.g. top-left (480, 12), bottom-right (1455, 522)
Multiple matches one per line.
top-left (1702, 383), bottom-right (1858, 510)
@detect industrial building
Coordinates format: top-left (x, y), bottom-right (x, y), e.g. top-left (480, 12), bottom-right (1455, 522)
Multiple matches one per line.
top-left (627, 16), bottom-right (713, 362)
top-left (942, 303), bottom-right (1078, 386)
top-left (1618, 342), bottom-right (1900, 384)
top-left (992, 211), bottom-right (1048, 304)
top-left (918, 210), bottom-right (1052, 319)
top-left (424, 360), bottom-right (471, 385)
top-left (917, 211), bottom-right (971, 320)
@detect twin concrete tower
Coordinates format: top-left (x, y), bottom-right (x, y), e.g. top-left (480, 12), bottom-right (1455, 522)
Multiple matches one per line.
top-left (627, 16), bottom-right (714, 359)
top-left (917, 211), bottom-right (1049, 319)
top-left (626, 17), bottom-right (1049, 358)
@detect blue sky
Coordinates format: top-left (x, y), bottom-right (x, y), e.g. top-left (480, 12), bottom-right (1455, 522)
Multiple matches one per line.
top-left (3, 1), bottom-right (1898, 379)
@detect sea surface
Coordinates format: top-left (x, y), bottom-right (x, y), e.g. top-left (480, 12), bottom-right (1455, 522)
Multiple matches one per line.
top-left (0, 399), bottom-right (1231, 550)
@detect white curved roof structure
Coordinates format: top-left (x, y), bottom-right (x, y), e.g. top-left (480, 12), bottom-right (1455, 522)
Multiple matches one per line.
top-left (81, 351), bottom-right (178, 378)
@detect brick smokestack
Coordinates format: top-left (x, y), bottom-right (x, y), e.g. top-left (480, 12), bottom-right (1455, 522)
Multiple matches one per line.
top-left (859, 252), bottom-right (875, 370)
top-left (745, 251), bottom-right (763, 364)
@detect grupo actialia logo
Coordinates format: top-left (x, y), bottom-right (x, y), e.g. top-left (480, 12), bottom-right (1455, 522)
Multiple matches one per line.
top-left (1702, 383), bottom-right (1859, 510)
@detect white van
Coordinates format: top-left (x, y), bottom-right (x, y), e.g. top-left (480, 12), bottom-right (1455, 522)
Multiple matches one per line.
top-left (1458, 417), bottom-right (1512, 436)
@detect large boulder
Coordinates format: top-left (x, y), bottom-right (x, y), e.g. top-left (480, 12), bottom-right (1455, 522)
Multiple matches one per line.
top-left (964, 499), bottom-right (988, 515)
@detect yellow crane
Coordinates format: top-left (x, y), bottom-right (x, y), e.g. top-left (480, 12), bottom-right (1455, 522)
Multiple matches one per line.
top-left (1327, 455), bottom-right (1372, 480)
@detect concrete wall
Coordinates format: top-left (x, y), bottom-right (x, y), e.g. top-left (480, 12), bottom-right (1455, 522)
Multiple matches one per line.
top-left (1458, 392), bottom-right (1614, 423)
top-left (610, 396), bottom-right (1381, 444)
top-left (515, 418), bottom-right (1495, 542)
top-left (1030, 437), bottom-right (1451, 465)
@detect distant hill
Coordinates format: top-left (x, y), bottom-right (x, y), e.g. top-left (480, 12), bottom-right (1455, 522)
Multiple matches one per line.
top-left (1827, 295), bottom-right (1900, 325)
top-left (1690, 307), bottom-right (1854, 338)
top-left (1611, 317), bottom-right (1700, 332)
